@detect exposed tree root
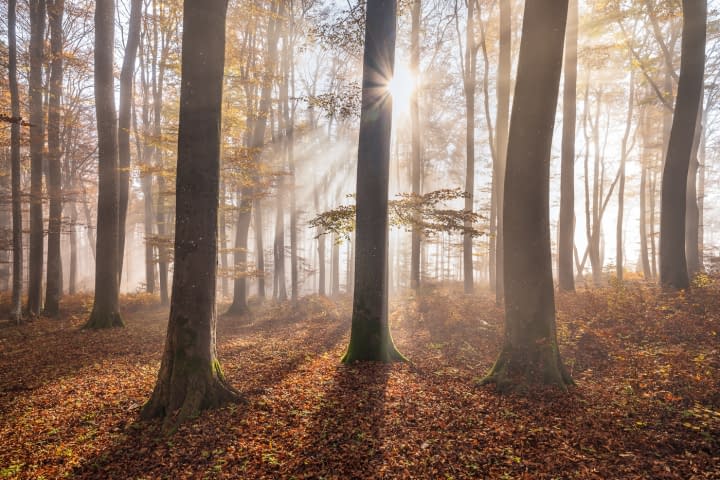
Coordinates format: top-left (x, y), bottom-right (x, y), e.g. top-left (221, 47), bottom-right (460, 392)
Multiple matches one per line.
top-left (84, 311), bottom-right (124, 329)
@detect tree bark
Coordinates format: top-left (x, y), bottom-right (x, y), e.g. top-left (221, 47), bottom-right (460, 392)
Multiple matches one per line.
top-left (85, 0), bottom-right (123, 329)
top-left (558, 0), bottom-right (576, 291)
top-left (482, 0), bottom-right (572, 390)
top-left (27, 0), bottom-right (46, 316)
top-left (118, 0), bottom-right (142, 282)
top-left (9, 0), bottom-right (23, 322)
top-left (44, 0), bottom-right (64, 316)
top-left (342, 0), bottom-right (405, 363)
top-left (142, 0), bottom-right (240, 429)
top-left (685, 99), bottom-right (703, 277)
top-left (616, 70), bottom-right (635, 282)
top-left (461, 0), bottom-right (477, 295)
top-left (660, 0), bottom-right (706, 290)
top-left (227, 193), bottom-right (253, 315)
top-left (410, 0), bottom-right (422, 290)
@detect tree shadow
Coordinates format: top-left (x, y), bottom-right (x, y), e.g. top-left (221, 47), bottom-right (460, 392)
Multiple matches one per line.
top-left (286, 363), bottom-right (390, 478)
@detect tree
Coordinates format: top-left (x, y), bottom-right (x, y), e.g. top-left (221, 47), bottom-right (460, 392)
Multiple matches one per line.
top-left (409, 0), bottom-right (422, 290)
top-left (558, 0), bottom-right (576, 292)
top-left (27, 0), bottom-right (46, 316)
top-left (142, 0), bottom-right (241, 427)
top-left (85, 0), bottom-right (123, 328)
top-left (118, 0), bottom-right (143, 282)
top-left (44, 0), bottom-right (65, 316)
top-left (659, 0), bottom-right (706, 290)
top-left (8, 0), bottom-right (22, 323)
top-left (341, 0), bottom-right (405, 363)
top-left (481, 0), bottom-right (572, 390)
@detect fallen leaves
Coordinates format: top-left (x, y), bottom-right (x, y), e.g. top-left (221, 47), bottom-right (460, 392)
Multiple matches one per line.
top-left (0, 282), bottom-right (718, 479)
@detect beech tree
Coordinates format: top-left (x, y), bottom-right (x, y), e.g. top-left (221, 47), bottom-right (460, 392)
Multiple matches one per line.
top-left (481, 0), bottom-right (572, 390)
top-left (85, 0), bottom-right (123, 328)
top-left (27, 0), bottom-right (46, 316)
top-left (8, 0), bottom-right (22, 322)
top-left (660, 0), bottom-right (707, 290)
top-left (342, 0), bottom-right (405, 363)
top-left (142, 0), bottom-right (241, 427)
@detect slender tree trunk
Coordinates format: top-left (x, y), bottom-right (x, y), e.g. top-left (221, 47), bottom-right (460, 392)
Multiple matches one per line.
top-left (685, 99), bottom-right (703, 277)
top-left (274, 188), bottom-right (287, 301)
top-left (462, 0), bottom-right (477, 295)
top-left (639, 153), bottom-right (652, 280)
top-left (410, 0), bottom-right (422, 290)
top-left (142, 0), bottom-right (240, 429)
top-left (227, 193), bottom-right (253, 315)
top-left (219, 182), bottom-right (229, 298)
top-left (117, 0), bottom-right (142, 281)
top-left (697, 115), bottom-right (706, 270)
top-left (616, 70), bottom-right (635, 282)
top-left (331, 234), bottom-right (340, 296)
top-left (254, 198), bottom-right (265, 299)
top-left (482, 0), bottom-right (572, 390)
top-left (342, 0), bottom-right (404, 363)
top-left (86, 0), bottom-right (123, 328)
top-left (494, 0), bottom-right (510, 302)
top-left (28, 0), bottom-right (46, 316)
top-left (660, 0), bottom-right (706, 290)
top-left (69, 197), bottom-right (78, 294)
top-left (650, 170), bottom-right (658, 280)
top-left (558, 0), bottom-right (576, 291)
top-left (9, 0), bottom-right (23, 322)
top-left (44, 0), bottom-right (64, 316)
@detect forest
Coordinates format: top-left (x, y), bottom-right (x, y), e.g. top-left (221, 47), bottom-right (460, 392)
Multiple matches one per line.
top-left (0, 0), bottom-right (719, 478)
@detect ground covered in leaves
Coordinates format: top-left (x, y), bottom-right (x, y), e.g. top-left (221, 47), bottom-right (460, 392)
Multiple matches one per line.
top-left (0, 280), bottom-right (719, 479)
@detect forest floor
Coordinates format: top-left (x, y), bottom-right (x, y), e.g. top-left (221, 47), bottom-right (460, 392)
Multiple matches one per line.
top-left (0, 280), bottom-right (719, 479)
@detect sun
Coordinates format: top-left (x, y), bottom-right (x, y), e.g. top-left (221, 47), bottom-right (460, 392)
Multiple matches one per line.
top-left (387, 63), bottom-right (416, 115)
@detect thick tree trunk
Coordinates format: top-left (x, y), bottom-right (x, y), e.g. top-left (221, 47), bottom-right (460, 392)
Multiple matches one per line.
top-left (482, 0), bottom-right (572, 390)
top-left (660, 0), bottom-right (706, 290)
top-left (27, 0), bottom-right (46, 316)
top-left (9, 0), bottom-right (23, 322)
top-left (117, 0), bottom-right (142, 281)
top-left (558, 0), bottom-right (576, 291)
top-left (44, 0), bottom-right (64, 316)
top-left (342, 0), bottom-right (404, 363)
top-left (85, 0), bottom-right (123, 329)
top-left (410, 0), bottom-right (422, 290)
top-left (142, 0), bottom-right (240, 429)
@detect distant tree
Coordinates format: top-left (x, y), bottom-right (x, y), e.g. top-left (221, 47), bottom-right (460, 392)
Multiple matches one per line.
top-left (142, 0), bottom-right (241, 427)
top-left (558, 0), bottom-right (576, 292)
top-left (341, 0), bottom-right (405, 363)
top-left (85, 0), bottom-right (123, 328)
top-left (481, 0), bottom-right (573, 390)
top-left (8, 0), bottom-right (23, 323)
top-left (27, 0), bottom-right (46, 316)
top-left (409, 0), bottom-right (422, 290)
top-left (660, 0), bottom-right (707, 290)
top-left (44, 0), bottom-right (65, 316)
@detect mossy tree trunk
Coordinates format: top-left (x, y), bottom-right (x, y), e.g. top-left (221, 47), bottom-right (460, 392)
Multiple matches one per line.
top-left (660, 0), bottom-right (706, 290)
top-left (142, 0), bottom-right (240, 429)
top-left (342, 0), bottom-right (405, 364)
top-left (482, 0), bottom-right (572, 391)
top-left (85, 0), bottom-right (123, 329)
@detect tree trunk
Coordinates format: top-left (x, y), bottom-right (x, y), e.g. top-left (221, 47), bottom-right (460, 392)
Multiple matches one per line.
top-left (69, 197), bottom-right (78, 294)
top-left (494, 0), bottom-right (511, 302)
top-left (558, 0), bottom-right (576, 291)
top-left (482, 0), bottom-right (572, 390)
top-left (660, 0), bottom-right (706, 290)
top-left (342, 0), bottom-right (404, 363)
top-left (462, 0), bottom-right (477, 295)
top-left (85, 0), bottom-right (123, 329)
top-left (118, 0), bottom-right (142, 282)
top-left (685, 99), bottom-right (703, 278)
top-left (44, 0), bottom-right (64, 316)
top-left (9, 0), bottom-right (23, 322)
top-left (410, 0), bottom-right (422, 290)
top-left (27, 0), bottom-right (46, 316)
top-left (254, 198), bottom-right (265, 300)
top-left (639, 157), bottom-right (652, 280)
top-left (274, 188), bottom-right (287, 302)
top-left (142, 0), bottom-right (241, 429)
top-left (616, 70), bottom-right (635, 282)
top-left (331, 234), bottom-right (340, 296)
top-left (227, 193), bottom-right (253, 315)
